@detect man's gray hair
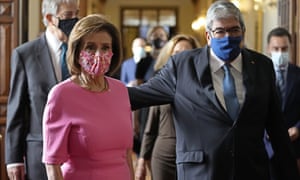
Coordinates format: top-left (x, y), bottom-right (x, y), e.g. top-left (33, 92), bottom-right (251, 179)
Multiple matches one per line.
top-left (42, 0), bottom-right (79, 26)
top-left (205, 0), bottom-right (245, 32)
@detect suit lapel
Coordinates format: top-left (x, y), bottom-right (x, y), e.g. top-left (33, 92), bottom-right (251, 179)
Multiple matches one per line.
top-left (192, 47), bottom-right (259, 124)
top-left (193, 46), bottom-right (230, 122)
top-left (239, 49), bottom-right (257, 114)
top-left (35, 34), bottom-right (58, 84)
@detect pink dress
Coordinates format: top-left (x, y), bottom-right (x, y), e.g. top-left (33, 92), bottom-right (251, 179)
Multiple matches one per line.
top-left (42, 77), bottom-right (133, 180)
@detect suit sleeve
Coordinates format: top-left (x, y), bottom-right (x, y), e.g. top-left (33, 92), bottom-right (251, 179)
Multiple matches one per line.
top-left (5, 49), bottom-right (28, 164)
top-left (128, 56), bottom-right (177, 110)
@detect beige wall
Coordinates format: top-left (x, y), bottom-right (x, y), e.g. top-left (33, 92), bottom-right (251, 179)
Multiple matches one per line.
top-left (27, 0), bottom-right (278, 50)
top-left (28, 0), bottom-right (197, 41)
top-left (28, 0), bottom-right (41, 40)
top-left (262, 7), bottom-right (278, 54)
top-left (104, 0), bottom-right (196, 36)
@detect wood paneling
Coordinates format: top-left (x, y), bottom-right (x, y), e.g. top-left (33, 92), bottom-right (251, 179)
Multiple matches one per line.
top-left (0, 0), bottom-right (19, 179)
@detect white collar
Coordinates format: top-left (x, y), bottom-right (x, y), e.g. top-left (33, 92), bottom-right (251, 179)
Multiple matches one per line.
top-left (45, 29), bottom-right (63, 52)
top-left (210, 49), bottom-right (242, 73)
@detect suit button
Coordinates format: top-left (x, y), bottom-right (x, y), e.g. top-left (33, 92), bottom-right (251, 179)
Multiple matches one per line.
top-left (229, 150), bottom-right (234, 157)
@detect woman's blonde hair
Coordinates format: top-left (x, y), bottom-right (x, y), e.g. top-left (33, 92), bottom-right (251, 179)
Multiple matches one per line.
top-left (154, 34), bottom-right (200, 71)
top-left (67, 14), bottom-right (122, 76)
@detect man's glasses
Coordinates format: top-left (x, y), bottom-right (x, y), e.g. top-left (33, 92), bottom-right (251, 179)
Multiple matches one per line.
top-left (210, 26), bottom-right (243, 38)
top-left (56, 10), bottom-right (79, 20)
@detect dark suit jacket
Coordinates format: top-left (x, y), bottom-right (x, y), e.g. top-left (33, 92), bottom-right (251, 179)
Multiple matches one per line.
top-left (281, 64), bottom-right (300, 157)
top-left (5, 34), bottom-right (58, 179)
top-left (128, 46), bottom-right (299, 180)
top-left (265, 64), bottom-right (300, 158)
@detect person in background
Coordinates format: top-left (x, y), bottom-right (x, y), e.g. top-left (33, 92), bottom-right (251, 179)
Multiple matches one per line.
top-left (135, 34), bottom-right (200, 180)
top-left (128, 1), bottom-right (300, 179)
top-left (121, 37), bottom-right (147, 87)
top-left (120, 37), bottom-right (147, 157)
top-left (265, 27), bottom-right (300, 180)
top-left (135, 26), bottom-right (169, 85)
top-left (133, 26), bottom-right (169, 156)
top-left (42, 14), bottom-right (134, 180)
top-left (5, 0), bottom-right (79, 179)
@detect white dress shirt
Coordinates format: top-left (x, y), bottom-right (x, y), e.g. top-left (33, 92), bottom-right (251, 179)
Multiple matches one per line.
top-left (45, 29), bottom-right (64, 81)
top-left (209, 49), bottom-right (245, 111)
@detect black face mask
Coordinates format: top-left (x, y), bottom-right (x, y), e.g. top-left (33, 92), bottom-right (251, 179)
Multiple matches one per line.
top-left (151, 38), bottom-right (166, 49)
top-left (58, 17), bottom-right (79, 37)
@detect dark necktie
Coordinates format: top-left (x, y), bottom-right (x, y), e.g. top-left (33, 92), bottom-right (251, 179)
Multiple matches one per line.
top-left (223, 64), bottom-right (240, 121)
top-left (60, 43), bottom-right (69, 81)
top-left (276, 69), bottom-right (285, 100)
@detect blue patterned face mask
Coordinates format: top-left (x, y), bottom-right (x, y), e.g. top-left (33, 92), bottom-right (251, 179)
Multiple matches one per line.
top-left (210, 36), bottom-right (242, 61)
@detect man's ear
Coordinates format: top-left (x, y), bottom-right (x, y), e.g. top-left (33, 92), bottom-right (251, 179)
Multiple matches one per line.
top-left (45, 14), bottom-right (56, 26)
top-left (206, 31), bottom-right (211, 46)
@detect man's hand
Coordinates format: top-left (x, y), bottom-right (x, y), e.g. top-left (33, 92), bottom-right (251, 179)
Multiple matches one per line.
top-left (288, 127), bottom-right (299, 142)
top-left (7, 165), bottom-right (25, 180)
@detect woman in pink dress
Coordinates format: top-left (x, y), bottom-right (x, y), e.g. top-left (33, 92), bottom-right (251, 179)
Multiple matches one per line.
top-left (42, 14), bottom-right (134, 180)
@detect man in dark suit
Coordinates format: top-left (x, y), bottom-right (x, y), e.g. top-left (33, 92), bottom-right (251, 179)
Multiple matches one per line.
top-left (5, 0), bottom-right (79, 179)
top-left (128, 1), bottom-right (299, 179)
top-left (265, 27), bottom-right (300, 179)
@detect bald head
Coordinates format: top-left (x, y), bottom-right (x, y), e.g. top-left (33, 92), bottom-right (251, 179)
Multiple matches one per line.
top-left (132, 37), bottom-right (146, 49)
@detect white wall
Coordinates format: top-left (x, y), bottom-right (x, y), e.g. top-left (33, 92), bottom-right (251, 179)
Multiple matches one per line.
top-left (262, 7), bottom-right (278, 54)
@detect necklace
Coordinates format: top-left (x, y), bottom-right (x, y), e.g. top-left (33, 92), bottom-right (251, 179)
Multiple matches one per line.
top-left (78, 74), bottom-right (107, 92)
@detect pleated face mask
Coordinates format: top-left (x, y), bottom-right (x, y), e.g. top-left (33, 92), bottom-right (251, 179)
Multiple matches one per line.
top-left (271, 51), bottom-right (289, 68)
top-left (79, 50), bottom-right (113, 76)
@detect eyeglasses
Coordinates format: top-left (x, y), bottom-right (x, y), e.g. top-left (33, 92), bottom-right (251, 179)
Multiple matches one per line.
top-left (56, 10), bottom-right (79, 20)
top-left (210, 26), bottom-right (243, 38)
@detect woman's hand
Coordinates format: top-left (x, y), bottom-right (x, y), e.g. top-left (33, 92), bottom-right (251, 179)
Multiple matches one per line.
top-left (135, 158), bottom-right (147, 180)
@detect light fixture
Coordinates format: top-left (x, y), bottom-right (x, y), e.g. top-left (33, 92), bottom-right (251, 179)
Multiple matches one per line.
top-left (254, 0), bottom-right (277, 11)
top-left (191, 16), bottom-right (206, 31)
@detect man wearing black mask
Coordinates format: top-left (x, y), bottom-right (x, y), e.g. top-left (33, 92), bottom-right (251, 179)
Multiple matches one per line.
top-left (5, 0), bottom-right (79, 179)
top-left (136, 26), bottom-right (169, 84)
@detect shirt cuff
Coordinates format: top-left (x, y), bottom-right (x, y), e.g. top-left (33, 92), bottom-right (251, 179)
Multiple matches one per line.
top-left (7, 163), bottom-right (24, 168)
